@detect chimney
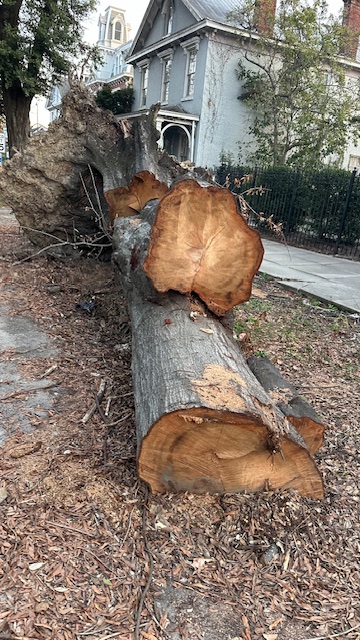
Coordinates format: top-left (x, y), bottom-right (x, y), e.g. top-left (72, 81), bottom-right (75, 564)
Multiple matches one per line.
top-left (254, 0), bottom-right (277, 36)
top-left (342, 0), bottom-right (360, 59)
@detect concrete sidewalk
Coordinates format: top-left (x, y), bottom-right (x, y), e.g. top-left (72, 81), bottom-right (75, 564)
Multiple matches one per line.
top-left (260, 239), bottom-right (360, 314)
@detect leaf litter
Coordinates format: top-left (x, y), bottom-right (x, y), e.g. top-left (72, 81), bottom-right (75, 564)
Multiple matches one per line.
top-left (0, 211), bottom-right (359, 640)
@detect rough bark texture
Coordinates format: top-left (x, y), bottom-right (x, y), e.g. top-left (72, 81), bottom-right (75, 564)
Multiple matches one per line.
top-left (143, 179), bottom-right (264, 316)
top-left (113, 215), bottom-right (324, 499)
top-left (247, 356), bottom-right (325, 454)
top-left (0, 81), bottom-right (181, 250)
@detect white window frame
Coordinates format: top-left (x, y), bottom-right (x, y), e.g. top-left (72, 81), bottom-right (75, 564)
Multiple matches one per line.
top-left (181, 37), bottom-right (200, 100)
top-left (158, 48), bottom-right (173, 104)
top-left (137, 59), bottom-right (150, 108)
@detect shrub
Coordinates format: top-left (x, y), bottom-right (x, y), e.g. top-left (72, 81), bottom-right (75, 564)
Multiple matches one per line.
top-left (95, 85), bottom-right (134, 115)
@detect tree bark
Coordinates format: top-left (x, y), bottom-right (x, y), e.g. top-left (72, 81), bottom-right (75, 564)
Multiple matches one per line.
top-left (113, 214), bottom-right (324, 499)
top-left (143, 179), bottom-right (264, 316)
top-left (2, 83), bottom-right (32, 156)
top-left (247, 356), bottom-right (325, 454)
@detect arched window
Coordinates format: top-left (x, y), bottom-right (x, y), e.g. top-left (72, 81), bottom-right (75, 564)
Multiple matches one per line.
top-left (114, 21), bottom-right (122, 41)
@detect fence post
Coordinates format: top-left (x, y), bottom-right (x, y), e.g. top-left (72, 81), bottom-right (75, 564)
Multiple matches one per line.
top-left (285, 168), bottom-right (301, 235)
top-left (334, 168), bottom-right (357, 255)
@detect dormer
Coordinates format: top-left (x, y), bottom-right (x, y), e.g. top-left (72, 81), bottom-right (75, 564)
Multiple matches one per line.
top-left (97, 6), bottom-right (130, 48)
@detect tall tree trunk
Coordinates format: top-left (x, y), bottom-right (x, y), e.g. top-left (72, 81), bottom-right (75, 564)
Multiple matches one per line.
top-left (2, 81), bottom-right (32, 155)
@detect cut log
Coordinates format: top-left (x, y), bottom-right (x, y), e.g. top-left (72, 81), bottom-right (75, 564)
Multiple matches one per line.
top-left (113, 215), bottom-right (324, 499)
top-left (106, 171), bottom-right (169, 220)
top-left (247, 356), bottom-right (325, 454)
top-left (143, 179), bottom-right (264, 316)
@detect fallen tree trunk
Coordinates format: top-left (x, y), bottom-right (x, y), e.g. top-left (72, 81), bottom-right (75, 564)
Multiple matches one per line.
top-left (247, 356), bottom-right (325, 454)
top-left (113, 215), bottom-right (324, 499)
top-left (143, 179), bottom-right (264, 316)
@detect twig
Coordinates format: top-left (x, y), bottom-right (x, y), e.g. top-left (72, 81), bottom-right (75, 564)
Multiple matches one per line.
top-left (81, 379), bottom-right (107, 424)
top-left (78, 547), bottom-right (117, 575)
top-left (104, 411), bottom-right (133, 429)
top-left (40, 364), bottom-right (58, 378)
top-left (134, 485), bottom-right (154, 640)
top-left (45, 520), bottom-right (96, 538)
top-left (304, 622), bottom-right (360, 640)
top-left (0, 382), bottom-right (57, 401)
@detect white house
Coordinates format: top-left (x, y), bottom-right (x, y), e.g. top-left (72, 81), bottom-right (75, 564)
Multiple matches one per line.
top-left (46, 6), bottom-right (133, 122)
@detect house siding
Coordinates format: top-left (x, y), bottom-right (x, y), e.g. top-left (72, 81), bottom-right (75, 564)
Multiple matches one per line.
top-left (195, 34), bottom-right (256, 167)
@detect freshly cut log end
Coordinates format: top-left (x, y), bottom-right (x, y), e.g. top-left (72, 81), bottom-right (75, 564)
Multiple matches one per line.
top-left (143, 179), bottom-right (264, 315)
top-left (138, 407), bottom-right (324, 499)
top-left (247, 356), bottom-right (325, 454)
top-left (105, 171), bottom-right (169, 220)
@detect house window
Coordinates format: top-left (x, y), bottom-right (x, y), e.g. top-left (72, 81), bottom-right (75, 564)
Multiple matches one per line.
top-left (181, 37), bottom-right (200, 100)
top-left (158, 49), bottom-right (173, 104)
top-left (349, 155), bottom-right (360, 171)
top-left (137, 61), bottom-right (149, 108)
top-left (162, 0), bottom-right (174, 36)
top-left (162, 58), bottom-right (172, 102)
top-left (114, 21), bottom-right (122, 41)
top-left (185, 49), bottom-right (197, 97)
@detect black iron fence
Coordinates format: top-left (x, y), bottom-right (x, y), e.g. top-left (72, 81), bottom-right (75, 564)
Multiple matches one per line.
top-left (215, 164), bottom-right (360, 260)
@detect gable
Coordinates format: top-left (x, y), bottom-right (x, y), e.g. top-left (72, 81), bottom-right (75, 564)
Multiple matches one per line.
top-left (128, 0), bottom-right (239, 57)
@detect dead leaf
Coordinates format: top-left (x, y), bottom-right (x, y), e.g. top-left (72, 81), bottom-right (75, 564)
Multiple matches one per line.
top-left (0, 481), bottom-right (8, 503)
top-left (9, 441), bottom-right (42, 459)
top-left (53, 586), bottom-right (69, 593)
top-left (252, 287), bottom-right (267, 298)
top-left (29, 562), bottom-right (44, 571)
top-left (34, 602), bottom-right (49, 613)
top-left (263, 634), bottom-right (278, 640)
top-left (192, 557), bottom-right (212, 570)
top-left (200, 328), bottom-right (214, 334)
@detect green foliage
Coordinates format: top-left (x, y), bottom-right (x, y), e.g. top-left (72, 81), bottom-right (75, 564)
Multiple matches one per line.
top-left (230, 0), bottom-right (360, 168)
top-left (95, 85), bottom-right (134, 115)
top-left (0, 0), bottom-right (97, 95)
top-left (0, 0), bottom-right (98, 151)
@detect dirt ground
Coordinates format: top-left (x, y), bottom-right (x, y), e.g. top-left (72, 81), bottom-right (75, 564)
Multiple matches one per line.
top-left (0, 209), bottom-right (359, 640)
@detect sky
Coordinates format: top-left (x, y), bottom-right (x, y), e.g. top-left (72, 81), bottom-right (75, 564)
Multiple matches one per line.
top-left (30, 0), bottom-right (346, 126)
top-left (84, 0), bottom-right (345, 43)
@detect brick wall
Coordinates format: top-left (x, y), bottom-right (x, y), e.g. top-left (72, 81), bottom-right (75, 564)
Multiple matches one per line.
top-left (343, 0), bottom-right (360, 59)
top-left (255, 0), bottom-right (277, 36)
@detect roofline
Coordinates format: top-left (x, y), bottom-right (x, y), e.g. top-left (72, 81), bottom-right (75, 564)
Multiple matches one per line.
top-left (127, 14), bottom-right (360, 71)
top-left (127, 19), bottom-right (255, 63)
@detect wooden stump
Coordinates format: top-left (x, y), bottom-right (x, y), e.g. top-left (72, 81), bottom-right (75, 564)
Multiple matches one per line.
top-left (113, 215), bottom-right (324, 499)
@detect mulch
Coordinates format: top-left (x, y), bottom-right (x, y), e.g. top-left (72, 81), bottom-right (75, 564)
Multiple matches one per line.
top-left (0, 213), bottom-right (359, 640)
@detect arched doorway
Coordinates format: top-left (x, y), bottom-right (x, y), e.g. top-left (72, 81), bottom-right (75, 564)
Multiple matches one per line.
top-left (162, 124), bottom-right (190, 162)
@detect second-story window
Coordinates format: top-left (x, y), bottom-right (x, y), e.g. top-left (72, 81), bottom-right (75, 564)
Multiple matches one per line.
top-left (181, 37), bottom-right (200, 100)
top-left (162, 58), bottom-right (172, 102)
top-left (140, 64), bottom-right (149, 107)
top-left (185, 49), bottom-right (197, 97)
top-left (158, 49), bottom-right (173, 104)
